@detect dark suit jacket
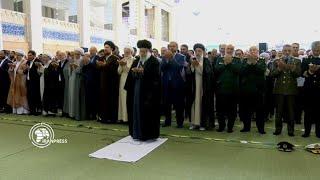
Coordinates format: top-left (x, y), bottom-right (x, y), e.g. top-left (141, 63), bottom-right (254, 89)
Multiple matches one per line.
top-left (0, 58), bottom-right (12, 104)
top-left (58, 59), bottom-right (69, 88)
top-left (240, 58), bottom-right (266, 94)
top-left (160, 53), bottom-right (186, 100)
top-left (215, 57), bottom-right (242, 95)
top-left (301, 56), bottom-right (320, 94)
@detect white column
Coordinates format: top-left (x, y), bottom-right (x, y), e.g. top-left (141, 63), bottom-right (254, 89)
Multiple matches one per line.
top-left (112, 0), bottom-right (122, 46)
top-left (137, 0), bottom-right (145, 40)
top-left (25, 0), bottom-right (43, 52)
top-left (0, 1), bottom-right (3, 50)
top-left (154, 5), bottom-right (162, 49)
top-left (78, 0), bottom-right (90, 48)
top-left (169, 9), bottom-right (175, 42)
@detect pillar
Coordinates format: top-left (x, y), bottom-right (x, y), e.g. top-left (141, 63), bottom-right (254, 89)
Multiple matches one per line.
top-left (25, 0), bottom-right (43, 52)
top-left (78, 0), bottom-right (90, 48)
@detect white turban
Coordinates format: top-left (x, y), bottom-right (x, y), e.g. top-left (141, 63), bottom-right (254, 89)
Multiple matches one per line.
top-left (42, 53), bottom-right (52, 59)
top-left (15, 49), bottom-right (25, 56)
top-left (260, 52), bottom-right (270, 60)
top-left (124, 45), bottom-right (134, 53)
top-left (74, 48), bottom-right (84, 56)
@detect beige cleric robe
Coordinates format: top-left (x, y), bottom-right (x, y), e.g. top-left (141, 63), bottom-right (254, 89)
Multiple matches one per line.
top-left (190, 57), bottom-right (203, 126)
top-left (117, 56), bottom-right (134, 122)
top-left (7, 59), bottom-right (29, 114)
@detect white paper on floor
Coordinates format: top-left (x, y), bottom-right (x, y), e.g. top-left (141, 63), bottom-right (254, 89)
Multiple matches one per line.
top-left (89, 136), bottom-right (168, 163)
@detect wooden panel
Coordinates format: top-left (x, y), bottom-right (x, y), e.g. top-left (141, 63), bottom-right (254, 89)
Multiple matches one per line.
top-left (2, 41), bottom-right (29, 52)
top-left (43, 43), bottom-right (78, 54)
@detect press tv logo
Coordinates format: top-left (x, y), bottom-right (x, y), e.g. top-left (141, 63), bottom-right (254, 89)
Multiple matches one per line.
top-left (29, 123), bottom-right (67, 148)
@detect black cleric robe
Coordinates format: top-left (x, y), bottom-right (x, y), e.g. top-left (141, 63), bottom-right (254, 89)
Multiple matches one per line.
top-left (124, 55), bottom-right (161, 141)
top-left (0, 58), bottom-right (11, 111)
top-left (42, 62), bottom-right (60, 113)
top-left (26, 58), bottom-right (42, 114)
top-left (97, 54), bottom-right (120, 123)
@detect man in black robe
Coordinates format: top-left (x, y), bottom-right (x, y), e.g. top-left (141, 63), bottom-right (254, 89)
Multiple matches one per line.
top-left (188, 43), bottom-right (215, 130)
top-left (97, 41), bottom-right (120, 123)
top-left (26, 50), bottom-right (42, 115)
top-left (125, 39), bottom-right (161, 141)
top-left (42, 55), bottom-right (60, 115)
top-left (0, 50), bottom-right (11, 113)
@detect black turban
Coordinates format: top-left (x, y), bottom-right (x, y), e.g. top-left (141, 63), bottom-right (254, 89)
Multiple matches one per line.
top-left (193, 43), bottom-right (205, 51)
top-left (104, 41), bottom-right (116, 51)
top-left (137, 39), bottom-right (152, 49)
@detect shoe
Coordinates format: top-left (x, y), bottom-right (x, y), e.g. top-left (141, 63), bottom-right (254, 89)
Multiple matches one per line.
top-left (42, 111), bottom-right (48, 116)
top-left (288, 133), bottom-right (295, 137)
top-left (240, 129), bottom-right (250, 132)
top-left (273, 131), bottom-right (281, 135)
top-left (259, 131), bottom-right (266, 134)
top-left (199, 127), bottom-right (206, 131)
top-left (217, 128), bottom-right (224, 132)
top-left (162, 124), bottom-right (171, 127)
top-left (189, 125), bottom-right (195, 130)
top-left (227, 129), bottom-right (233, 133)
top-left (301, 133), bottom-right (309, 138)
top-left (176, 125), bottom-right (183, 128)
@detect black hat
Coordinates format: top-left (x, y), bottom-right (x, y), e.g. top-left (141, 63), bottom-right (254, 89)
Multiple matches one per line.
top-left (193, 43), bottom-right (205, 51)
top-left (137, 39), bottom-right (152, 49)
top-left (277, 141), bottom-right (294, 152)
top-left (104, 41), bottom-right (116, 51)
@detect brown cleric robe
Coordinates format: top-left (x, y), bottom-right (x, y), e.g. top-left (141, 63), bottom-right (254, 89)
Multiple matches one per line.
top-left (97, 54), bottom-right (120, 123)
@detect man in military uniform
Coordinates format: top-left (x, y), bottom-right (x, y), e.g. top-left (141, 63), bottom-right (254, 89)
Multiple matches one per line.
top-left (215, 44), bottom-right (241, 133)
top-left (292, 43), bottom-right (304, 124)
top-left (301, 41), bottom-right (320, 138)
top-left (239, 46), bottom-right (266, 134)
top-left (271, 44), bottom-right (301, 136)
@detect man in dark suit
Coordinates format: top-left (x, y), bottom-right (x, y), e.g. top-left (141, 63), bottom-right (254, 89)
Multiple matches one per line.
top-left (215, 44), bottom-right (241, 133)
top-left (161, 42), bottom-right (187, 128)
top-left (271, 44), bottom-right (301, 136)
top-left (264, 50), bottom-right (276, 121)
top-left (26, 50), bottom-right (42, 115)
top-left (57, 51), bottom-right (68, 116)
top-left (301, 41), bottom-right (320, 138)
top-left (82, 46), bottom-right (100, 120)
top-left (239, 46), bottom-right (266, 134)
top-left (180, 44), bottom-right (193, 121)
top-left (0, 50), bottom-right (11, 113)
